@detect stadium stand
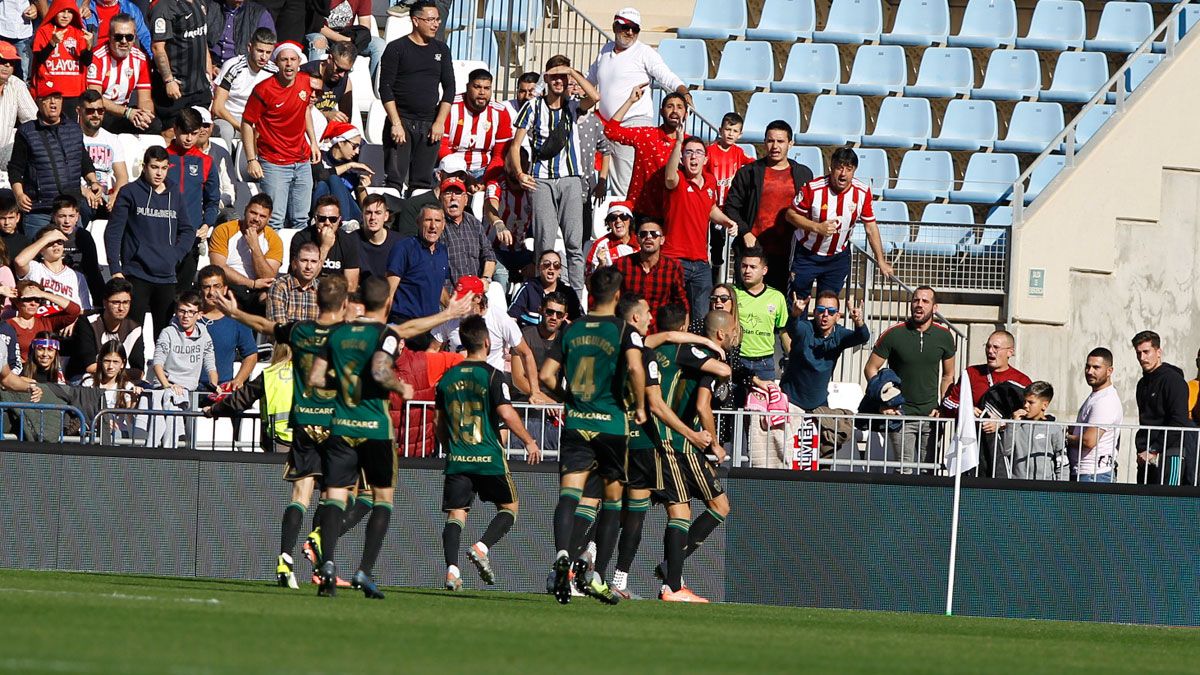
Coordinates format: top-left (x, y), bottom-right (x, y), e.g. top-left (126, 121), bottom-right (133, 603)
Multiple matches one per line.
top-left (793, 94), bottom-right (866, 146)
top-left (813, 0), bottom-right (883, 44)
top-left (705, 41), bottom-right (774, 91)
top-left (745, 0), bottom-right (816, 42)
top-left (881, 0), bottom-right (951, 46)
top-left (773, 43), bottom-right (841, 94)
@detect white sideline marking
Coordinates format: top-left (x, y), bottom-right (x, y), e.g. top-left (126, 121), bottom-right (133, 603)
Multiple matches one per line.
top-left (0, 587), bottom-right (220, 604)
top-left (0, 658), bottom-right (103, 673)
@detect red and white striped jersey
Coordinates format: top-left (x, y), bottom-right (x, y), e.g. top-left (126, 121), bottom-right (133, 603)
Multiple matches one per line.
top-left (439, 98), bottom-right (514, 173)
top-left (792, 176), bottom-right (876, 257)
top-left (706, 142), bottom-right (752, 207)
top-left (85, 45), bottom-right (151, 106)
top-left (485, 180), bottom-right (531, 252)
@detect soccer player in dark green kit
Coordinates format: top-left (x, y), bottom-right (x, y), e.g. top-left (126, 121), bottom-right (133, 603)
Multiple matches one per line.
top-left (436, 315), bottom-right (542, 591)
top-left (539, 267), bottom-right (646, 605)
top-left (307, 277), bottom-right (474, 598)
top-left (653, 306), bottom-right (736, 603)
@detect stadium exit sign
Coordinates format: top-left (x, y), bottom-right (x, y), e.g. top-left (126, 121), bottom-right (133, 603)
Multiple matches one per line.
top-left (1028, 269), bottom-right (1045, 297)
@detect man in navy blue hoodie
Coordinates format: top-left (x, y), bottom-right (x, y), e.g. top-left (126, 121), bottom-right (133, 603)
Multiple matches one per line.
top-left (105, 145), bottom-right (197, 340)
top-left (166, 107), bottom-right (220, 287)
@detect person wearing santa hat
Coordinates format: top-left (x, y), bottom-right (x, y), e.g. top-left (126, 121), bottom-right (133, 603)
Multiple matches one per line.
top-left (242, 40), bottom-right (319, 230)
top-left (312, 119), bottom-right (372, 224)
top-left (584, 200), bottom-right (639, 276)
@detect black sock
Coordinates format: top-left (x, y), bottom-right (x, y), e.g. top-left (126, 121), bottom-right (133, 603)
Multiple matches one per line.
top-left (357, 503), bottom-right (392, 577)
top-left (341, 494), bottom-right (374, 535)
top-left (685, 508), bottom-right (727, 558)
top-left (592, 499), bottom-right (622, 578)
top-left (569, 503), bottom-right (598, 559)
top-left (480, 508), bottom-right (516, 548)
top-left (443, 517), bottom-right (464, 567)
top-left (664, 518), bottom-right (689, 593)
top-left (616, 498), bottom-right (650, 573)
top-left (310, 503), bottom-right (323, 532)
top-left (317, 498), bottom-right (346, 566)
top-left (280, 501), bottom-right (306, 556)
top-left (552, 487), bottom-right (582, 555)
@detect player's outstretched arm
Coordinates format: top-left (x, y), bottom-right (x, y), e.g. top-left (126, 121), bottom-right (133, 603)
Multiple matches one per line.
top-left (369, 350), bottom-right (413, 397)
top-left (307, 354), bottom-right (331, 391)
top-left (647, 384), bottom-right (710, 450)
top-left (389, 292), bottom-right (476, 338)
top-left (496, 403), bottom-right (540, 464)
top-left (700, 358), bottom-right (731, 379)
top-left (215, 289), bottom-right (277, 334)
top-left (643, 330), bottom-right (726, 361)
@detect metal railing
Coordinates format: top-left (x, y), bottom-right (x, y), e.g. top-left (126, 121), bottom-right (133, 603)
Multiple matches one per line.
top-left (0, 401), bottom-right (88, 443)
top-left (853, 220), bottom-right (1010, 294)
top-left (399, 400), bottom-right (554, 460)
top-left (91, 407), bottom-right (262, 452)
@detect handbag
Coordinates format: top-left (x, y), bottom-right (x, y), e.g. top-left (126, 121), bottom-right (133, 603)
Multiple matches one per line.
top-left (531, 99), bottom-right (573, 163)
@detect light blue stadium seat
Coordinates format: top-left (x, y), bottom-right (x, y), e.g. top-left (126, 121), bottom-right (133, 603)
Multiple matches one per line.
top-left (853, 215), bottom-right (909, 252)
top-left (963, 226), bottom-right (1008, 256)
top-left (1086, 2), bottom-right (1154, 53)
top-left (449, 29), bottom-right (499, 73)
top-left (788, 146), bottom-right (824, 175)
top-left (902, 206), bottom-right (974, 255)
top-left (948, 153), bottom-right (1018, 204)
top-left (1108, 53), bottom-right (1165, 103)
top-left (687, 91), bottom-right (734, 140)
top-left (862, 97), bottom-right (931, 148)
top-left (480, 0), bottom-right (543, 32)
top-left (885, 150), bottom-right (953, 202)
top-left (970, 50), bottom-right (1041, 101)
top-left (984, 206), bottom-right (1013, 226)
top-left (874, 200), bottom-right (910, 222)
top-left (705, 41), bottom-right (774, 91)
top-left (746, 0), bottom-right (815, 42)
top-left (1074, 104), bottom-right (1115, 149)
top-left (1016, 0), bottom-right (1085, 52)
top-left (774, 43), bottom-right (841, 95)
top-left (739, 144), bottom-right (758, 160)
top-left (994, 102), bottom-right (1065, 154)
top-left (921, 204), bottom-right (974, 224)
top-left (882, 0), bottom-right (950, 46)
top-left (949, 0), bottom-right (1016, 48)
top-left (677, 0), bottom-right (747, 39)
top-left (927, 99), bottom-right (997, 151)
top-left (445, 0), bottom-right (473, 31)
top-left (852, 148), bottom-right (889, 192)
top-left (905, 47), bottom-right (973, 98)
top-left (1041, 52), bottom-right (1109, 104)
top-left (742, 93), bottom-right (801, 144)
top-left (813, 0), bottom-right (883, 44)
top-left (793, 95), bottom-right (866, 146)
top-left (657, 39), bottom-right (708, 89)
top-left (1180, 5), bottom-right (1200, 40)
top-left (839, 46), bottom-right (908, 96)
top-left (1024, 155), bottom-right (1067, 204)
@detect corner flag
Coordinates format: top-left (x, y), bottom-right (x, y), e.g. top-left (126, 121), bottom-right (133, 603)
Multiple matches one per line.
top-left (945, 369), bottom-right (978, 475)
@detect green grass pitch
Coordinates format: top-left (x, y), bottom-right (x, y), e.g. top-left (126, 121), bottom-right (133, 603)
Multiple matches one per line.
top-left (1, 569), bottom-right (1197, 674)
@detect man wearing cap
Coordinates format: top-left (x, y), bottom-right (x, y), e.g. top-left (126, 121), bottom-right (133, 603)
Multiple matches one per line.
top-left (242, 40), bottom-right (319, 230)
top-left (0, 40), bottom-right (36, 185)
top-left (387, 202), bottom-right (449, 323)
top-left (439, 171), bottom-right (495, 286)
top-left (585, 201), bottom-right (638, 275)
top-left (87, 14), bottom-right (157, 134)
top-left (313, 119), bottom-right (371, 224)
top-left (587, 7), bottom-right (690, 196)
top-left (212, 25), bottom-right (276, 145)
top-left (9, 90), bottom-right (104, 236)
top-left (150, 0), bottom-right (213, 134)
top-left (394, 153), bottom-right (464, 239)
top-left (378, 0), bottom-right (454, 196)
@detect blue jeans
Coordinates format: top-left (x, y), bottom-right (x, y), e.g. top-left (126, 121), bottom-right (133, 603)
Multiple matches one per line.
top-left (307, 33), bottom-right (386, 81)
top-left (680, 258), bottom-right (714, 325)
top-left (260, 160), bottom-right (313, 230)
top-left (742, 354), bottom-right (777, 383)
top-left (312, 174), bottom-right (362, 223)
top-left (790, 248), bottom-right (851, 301)
top-left (1077, 470), bottom-right (1114, 483)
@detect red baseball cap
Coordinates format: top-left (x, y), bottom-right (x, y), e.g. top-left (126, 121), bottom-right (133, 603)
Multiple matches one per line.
top-left (440, 175), bottom-right (467, 192)
top-left (0, 41), bottom-right (18, 62)
top-left (455, 275), bottom-right (485, 299)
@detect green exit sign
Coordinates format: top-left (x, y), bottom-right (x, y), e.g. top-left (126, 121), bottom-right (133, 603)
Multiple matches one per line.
top-left (1028, 269), bottom-right (1045, 297)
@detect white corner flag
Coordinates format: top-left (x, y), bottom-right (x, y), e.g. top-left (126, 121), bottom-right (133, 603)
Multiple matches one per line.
top-left (945, 369), bottom-right (977, 616)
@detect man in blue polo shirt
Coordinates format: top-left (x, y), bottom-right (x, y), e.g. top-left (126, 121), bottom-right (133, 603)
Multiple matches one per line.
top-left (386, 202), bottom-right (450, 322)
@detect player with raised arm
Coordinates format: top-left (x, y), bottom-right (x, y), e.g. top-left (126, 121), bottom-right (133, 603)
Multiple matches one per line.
top-left (652, 306), bottom-right (736, 602)
top-left (437, 315), bottom-right (542, 591)
top-left (306, 277), bottom-right (475, 598)
top-left (539, 266), bottom-right (645, 605)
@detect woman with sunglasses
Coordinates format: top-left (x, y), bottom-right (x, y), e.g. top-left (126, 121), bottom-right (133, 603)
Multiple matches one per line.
top-left (508, 249), bottom-right (582, 327)
top-left (584, 201), bottom-right (639, 275)
top-left (688, 283), bottom-right (753, 447)
top-left (312, 120), bottom-right (372, 223)
top-left (24, 330), bottom-right (65, 384)
top-left (3, 280), bottom-right (79, 364)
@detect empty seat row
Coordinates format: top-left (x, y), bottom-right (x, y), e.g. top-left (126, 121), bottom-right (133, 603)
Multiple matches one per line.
top-left (680, 0), bottom-right (1159, 52)
top-left (850, 204), bottom-right (1011, 257)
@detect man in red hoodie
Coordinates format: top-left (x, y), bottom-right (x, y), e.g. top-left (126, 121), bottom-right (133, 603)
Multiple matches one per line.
top-left (166, 106), bottom-right (220, 287)
top-left (32, 0), bottom-right (92, 118)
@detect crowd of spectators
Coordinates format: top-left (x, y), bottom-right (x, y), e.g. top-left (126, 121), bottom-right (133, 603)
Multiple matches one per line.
top-left (0, 1), bottom-right (1192, 486)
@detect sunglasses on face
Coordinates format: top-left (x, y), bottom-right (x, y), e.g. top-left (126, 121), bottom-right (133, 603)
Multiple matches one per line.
top-left (605, 214), bottom-right (631, 223)
top-left (614, 24), bottom-right (640, 33)
top-left (543, 308), bottom-right (566, 318)
top-left (637, 231), bottom-right (662, 239)
top-left (710, 294), bottom-right (731, 303)
top-left (540, 261), bottom-right (562, 269)
top-left (315, 215), bottom-right (339, 223)
top-left (83, 108), bottom-right (105, 115)
top-left (813, 306), bottom-right (838, 316)
top-left (332, 65), bottom-right (351, 75)
top-left (111, 33), bottom-right (136, 42)
top-left (18, 297), bottom-right (40, 304)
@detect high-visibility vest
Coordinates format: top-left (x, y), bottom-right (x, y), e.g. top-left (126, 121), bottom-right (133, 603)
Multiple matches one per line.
top-left (262, 360), bottom-right (293, 444)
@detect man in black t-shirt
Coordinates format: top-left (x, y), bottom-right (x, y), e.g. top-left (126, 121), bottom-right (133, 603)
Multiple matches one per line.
top-left (150, 0), bottom-right (213, 133)
top-left (378, 0), bottom-right (454, 195)
top-left (289, 195), bottom-right (361, 291)
top-left (357, 194), bottom-right (401, 283)
top-left (300, 41), bottom-right (355, 124)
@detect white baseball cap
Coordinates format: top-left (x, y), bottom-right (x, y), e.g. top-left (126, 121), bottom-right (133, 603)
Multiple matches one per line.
top-left (614, 7), bottom-right (641, 28)
top-left (438, 154), bottom-right (468, 175)
top-left (190, 105), bottom-right (212, 125)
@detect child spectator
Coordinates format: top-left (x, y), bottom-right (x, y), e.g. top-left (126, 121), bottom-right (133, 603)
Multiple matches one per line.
top-left (45, 195), bottom-right (104, 305)
top-left (1003, 381), bottom-right (1068, 481)
top-left (152, 289), bottom-right (217, 397)
top-left (4, 280), bottom-right (79, 359)
top-left (82, 340), bottom-right (143, 408)
top-left (0, 197), bottom-right (29, 257)
top-left (11, 224), bottom-right (92, 310)
top-left (166, 107), bottom-right (221, 287)
top-left (707, 113), bottom-right (752, 209)
top-left (32, 0), bottom-right (93, 117)
top-left (24, 330), bottom-right (65, 383)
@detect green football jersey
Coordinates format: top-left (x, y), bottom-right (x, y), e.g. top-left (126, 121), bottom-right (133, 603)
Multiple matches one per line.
top-left (626, 345), bottom-right (661, 452)
top-left (325, 320), bottom-right (401, 440)
top-left (274, 320), bottom-right (339, 427)
top-left (549, 314), bottom-right (642, 436)
top-left (653, 343), bottom-right (717, 454)
top-left (436, 361), bottom-right (511, 476)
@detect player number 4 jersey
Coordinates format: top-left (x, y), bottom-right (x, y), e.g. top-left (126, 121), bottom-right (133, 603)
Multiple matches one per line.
top-left (437, 361), bottom-right (511, 476)
top-left (325, 321), bottom-right (402, 440)
top-left (550, 314), bottom-right (642, 436)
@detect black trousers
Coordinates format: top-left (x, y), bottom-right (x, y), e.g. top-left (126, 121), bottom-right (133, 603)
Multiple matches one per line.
top-left (383, 116), bottom-right (437, 196)
top-left (128, 276), bottom-right (177, 342)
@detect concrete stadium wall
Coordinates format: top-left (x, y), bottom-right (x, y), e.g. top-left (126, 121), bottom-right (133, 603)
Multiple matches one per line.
top-left (4, 444), bottom-right (1200, 626)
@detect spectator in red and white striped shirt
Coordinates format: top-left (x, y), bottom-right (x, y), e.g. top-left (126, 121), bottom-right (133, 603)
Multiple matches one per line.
top-left (86, 14), bottom-right (156, 134)
top-left (786, 147), bottom-right (893, 304)
top-left (483, 170), bottom-right (532, 290)
top-left (438, 68), bottom-right (512, 181)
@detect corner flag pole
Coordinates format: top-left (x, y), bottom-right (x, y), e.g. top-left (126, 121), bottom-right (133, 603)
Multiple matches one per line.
top-left (944, 369), bottom-right (978, 617)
